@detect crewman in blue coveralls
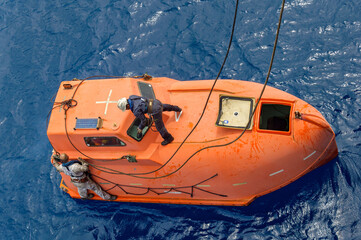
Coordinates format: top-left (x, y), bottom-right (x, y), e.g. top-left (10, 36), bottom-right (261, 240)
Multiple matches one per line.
top-left (117, 95), bottom-right (182, 146)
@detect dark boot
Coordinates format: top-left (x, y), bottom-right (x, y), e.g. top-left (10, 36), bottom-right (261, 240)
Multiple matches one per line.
top-left (161, 135), bottom-right (174, 146)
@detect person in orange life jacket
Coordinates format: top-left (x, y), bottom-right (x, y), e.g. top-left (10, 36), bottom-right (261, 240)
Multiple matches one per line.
top-left (52, 153), bottom-right (117, 200)
top-left (117, 95), bottom-right (182, 146)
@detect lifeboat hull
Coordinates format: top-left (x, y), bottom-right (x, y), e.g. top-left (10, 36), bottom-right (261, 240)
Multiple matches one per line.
top-left (48, 77), bottom-right (338, 206)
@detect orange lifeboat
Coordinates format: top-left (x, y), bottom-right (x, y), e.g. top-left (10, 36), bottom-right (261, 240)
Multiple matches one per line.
top-left (47, 76), bottom-right (338, 206)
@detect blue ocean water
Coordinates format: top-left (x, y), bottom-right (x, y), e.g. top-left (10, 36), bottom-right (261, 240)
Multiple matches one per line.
top-left (1, 0), bottom-right (361, 239)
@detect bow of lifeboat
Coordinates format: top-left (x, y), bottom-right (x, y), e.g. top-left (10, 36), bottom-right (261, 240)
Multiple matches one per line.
top-left (47, 77), bottom-right (338, 206)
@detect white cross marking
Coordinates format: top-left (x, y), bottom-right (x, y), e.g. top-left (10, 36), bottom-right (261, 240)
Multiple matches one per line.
top-left (96, 89), bottom-right (118, 115)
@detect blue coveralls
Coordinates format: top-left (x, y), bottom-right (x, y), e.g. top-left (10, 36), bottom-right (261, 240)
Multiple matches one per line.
top-left (128, 95), bottom-right (181, 142)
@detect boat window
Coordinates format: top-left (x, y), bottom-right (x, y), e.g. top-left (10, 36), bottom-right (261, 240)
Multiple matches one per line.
top-left (84, 137), bottom-right (126, 147)
top-left (259, 104), bottom-right (291, 132)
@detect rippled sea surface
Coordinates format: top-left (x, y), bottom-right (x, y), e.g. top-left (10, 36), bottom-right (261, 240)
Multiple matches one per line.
top-left (1, 0), bottom-right (361, 239)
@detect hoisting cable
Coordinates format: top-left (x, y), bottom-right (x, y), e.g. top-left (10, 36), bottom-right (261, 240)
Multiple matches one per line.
top-left (88, 0), bottom-right (286, 179)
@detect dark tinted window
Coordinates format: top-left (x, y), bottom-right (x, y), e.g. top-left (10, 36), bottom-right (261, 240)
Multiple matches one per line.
top-left (84, 137), bottom-right (126, 147)
top-left (259, 104), bottom-right (291, 132)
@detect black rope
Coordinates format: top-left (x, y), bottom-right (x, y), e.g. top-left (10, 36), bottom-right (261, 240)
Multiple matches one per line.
top-left (192, 187), bottom-right (228, 198)
top-left (91, 173), bottom-right (227, 197)
top-left (46, 98), bottom-right (77, 155)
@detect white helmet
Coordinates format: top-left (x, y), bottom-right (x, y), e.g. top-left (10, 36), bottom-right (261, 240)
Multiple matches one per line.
top-left (117, 97), bottom-right (128, 112)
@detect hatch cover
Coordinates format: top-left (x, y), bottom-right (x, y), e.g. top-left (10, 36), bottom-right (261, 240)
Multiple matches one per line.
top-left (138, 81), bottom-right (155, 99)
top-left (216, 96), bottom-right (254, 129)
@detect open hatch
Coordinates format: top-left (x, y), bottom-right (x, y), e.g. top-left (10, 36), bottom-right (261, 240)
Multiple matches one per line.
top-left (259, 103), bottom-right (291, 132)
top-left (216, 95), bottom-right (255, 129)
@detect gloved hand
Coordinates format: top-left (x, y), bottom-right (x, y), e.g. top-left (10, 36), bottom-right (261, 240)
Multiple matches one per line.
top-left (137, 129), bottom-right (143, 139)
